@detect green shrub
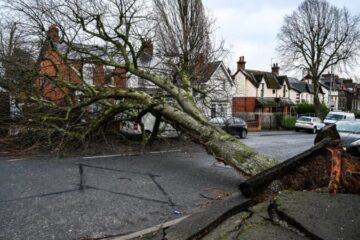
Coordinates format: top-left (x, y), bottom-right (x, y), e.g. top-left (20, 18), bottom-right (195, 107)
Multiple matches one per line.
top-left (295, 102), bottom-right (315, 115)
top-left (318, 103), bottom-right (330, 120)
top-left (352, 110), bottom-right (360, 118)
top-left (294, 102), bottom-right (329, 120)
top-left (280, 116), bottom-right (296, 129)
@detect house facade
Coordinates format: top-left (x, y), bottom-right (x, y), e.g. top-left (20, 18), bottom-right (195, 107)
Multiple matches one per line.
top-left (193, 61), bottom-right (234, 118)
top-left (37, 25), bottom-right (127, 103)
top-left (232, 56), bottom-right (294, 114)
top-left (287, 77), bottom-right (325, 105)
top-left (37, 25), bottom-right (235, 122)
top-left (319, 73), bottom-right (360, 111)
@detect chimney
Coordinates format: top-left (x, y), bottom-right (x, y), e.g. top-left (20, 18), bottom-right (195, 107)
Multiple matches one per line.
top-left (237, 56), bottom-right (246, 71)
top-left (47, 24), bottom-right (60, 44)
top-left (271, 63), bottom-right (280, 76)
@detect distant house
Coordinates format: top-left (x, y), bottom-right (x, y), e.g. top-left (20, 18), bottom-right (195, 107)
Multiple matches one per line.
top-left (288, 77), bottom-right (325, 105)
top-left (319, 73), bottom-right (360, 111)
top-left (232, 56), bottom-right (295, 114)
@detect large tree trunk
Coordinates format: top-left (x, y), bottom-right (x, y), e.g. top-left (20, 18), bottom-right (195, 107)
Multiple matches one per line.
top-left (154, 104), bottom-right (278, 178)
top-left (312, 76), bottom-right (324, 118)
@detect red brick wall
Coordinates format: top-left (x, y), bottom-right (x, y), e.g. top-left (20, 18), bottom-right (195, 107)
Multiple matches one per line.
top-left (114, 67), bottom-right (127, 88)
top-left (232, 97), bottom-right (256, 113)
top-left (37, 47), bottom-right (128, 102)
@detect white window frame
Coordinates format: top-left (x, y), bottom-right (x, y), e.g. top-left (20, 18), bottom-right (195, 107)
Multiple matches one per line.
top-left (104, 65), bottom-right (115, 87)
top-left (83, 63), bottom-right (94, 86)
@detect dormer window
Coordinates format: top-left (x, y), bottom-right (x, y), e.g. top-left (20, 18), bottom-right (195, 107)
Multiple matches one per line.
top-left (83, 63), bottom-right (94, 85)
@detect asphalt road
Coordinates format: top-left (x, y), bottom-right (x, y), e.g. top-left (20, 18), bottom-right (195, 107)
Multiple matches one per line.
top-left (0, 131), bottom-right (315, 240)
top-left (241, 130), bottom-right (316, 161)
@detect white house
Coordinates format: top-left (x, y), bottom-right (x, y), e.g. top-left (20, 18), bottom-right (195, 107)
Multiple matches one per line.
top-left (194, 61), bottom-right (235, 118)
top-left (232, 56), bottom-right (294, 113)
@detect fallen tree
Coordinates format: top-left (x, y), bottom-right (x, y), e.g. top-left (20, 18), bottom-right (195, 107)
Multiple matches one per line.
top-left (1, 0), bottom-right (360, 191)
top-left (0, 0), bottom-right (276, 177)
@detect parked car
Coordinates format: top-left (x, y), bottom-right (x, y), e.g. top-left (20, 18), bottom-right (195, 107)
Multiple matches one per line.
top-left (324, 111), bottom-right (355, 125)
top-left (209, 116), bottom-right (226, 126)
top-left (335, 120), bottom-right (360, 156)
top-left (295, 116), bottom-right (325, 134)
top-left (210, 116), bottom-right (248, 138)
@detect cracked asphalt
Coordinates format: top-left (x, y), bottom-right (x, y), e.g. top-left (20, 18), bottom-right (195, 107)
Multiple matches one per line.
top-left (0, 131), bottom-right (315, 240)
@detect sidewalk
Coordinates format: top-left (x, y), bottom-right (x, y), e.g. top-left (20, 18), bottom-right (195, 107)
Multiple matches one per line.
top-left (122, 191), bottom-right (360, 240)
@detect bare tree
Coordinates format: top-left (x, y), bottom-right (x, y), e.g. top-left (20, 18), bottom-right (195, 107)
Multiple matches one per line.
top-left (277, 0), bottom-right (360, 114)
top-left (2, 0), bottom-right (278, 177)
top-left (0, 20), bottom-right (35, 92)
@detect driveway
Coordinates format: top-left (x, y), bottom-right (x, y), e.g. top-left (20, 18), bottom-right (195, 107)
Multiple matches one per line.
top-left (0, 131), bottom-right (315, 239)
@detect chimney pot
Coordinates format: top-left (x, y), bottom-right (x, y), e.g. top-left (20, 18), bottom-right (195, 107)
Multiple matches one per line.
top-left (237, 56), bottom-right (246, 71)
top-left (47, 24), bottom-right (60, 44)
top-left (272, 63), bottom-right (280, 76)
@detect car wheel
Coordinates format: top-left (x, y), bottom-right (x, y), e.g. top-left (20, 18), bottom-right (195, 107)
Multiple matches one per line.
top-left (312, 127), bottom-right (317, 134)
top-left (295, 128), bottom-right (299, 132)
top-left (240, 129), bottom-right (247, 139)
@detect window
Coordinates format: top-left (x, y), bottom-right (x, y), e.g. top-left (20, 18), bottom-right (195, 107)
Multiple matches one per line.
top-left (261, 83), bottom-right (265, 97)
top-left (272, 89), bottom-right (276, 94)
top-left (211, 102), bottom-right (228, 118)
top-left (283, 85), bottom-right (286, 97)
top-left (83, 63), bottom-right (94, 85)
top-left (104, 66), bottom-right (115, 86)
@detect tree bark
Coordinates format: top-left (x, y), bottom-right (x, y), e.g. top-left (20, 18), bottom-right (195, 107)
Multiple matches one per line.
top-left (153, 104), bottom-right (278, 178)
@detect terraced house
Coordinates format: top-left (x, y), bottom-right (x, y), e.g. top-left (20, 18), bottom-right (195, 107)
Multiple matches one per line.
top-left (231, 56), bottom-right (294, 114)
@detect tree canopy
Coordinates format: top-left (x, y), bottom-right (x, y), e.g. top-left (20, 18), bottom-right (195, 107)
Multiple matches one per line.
top-left (0, 0), bottom-right (277, 177)
top-left (277, 0), bottom-right (360, 111)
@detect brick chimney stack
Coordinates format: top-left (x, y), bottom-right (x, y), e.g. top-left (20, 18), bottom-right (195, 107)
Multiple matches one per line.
top-left (47, 24), bottom-right (60, 44)
top-left (237, 56), bottom-right (246, 71)
top-left (271, 63), bottom-right (280, 76)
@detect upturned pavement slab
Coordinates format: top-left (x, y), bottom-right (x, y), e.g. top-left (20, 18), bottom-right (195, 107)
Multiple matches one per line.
top-left (202, 201), bottom-right (308, 240)
top-left (164, 193), bottom-right (253, 240)
top-left (276, 191), bottom-right (360, 240)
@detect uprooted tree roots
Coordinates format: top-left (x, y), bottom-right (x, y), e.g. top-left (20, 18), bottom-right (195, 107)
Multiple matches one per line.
top-left (239, 124), bottom-right (360, 201)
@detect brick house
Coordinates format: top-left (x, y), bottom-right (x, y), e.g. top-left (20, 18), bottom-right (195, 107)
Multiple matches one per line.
top-left (37, 25), bottom-right (127, 103)
top-left (232, 56), bottom-right (295, 114)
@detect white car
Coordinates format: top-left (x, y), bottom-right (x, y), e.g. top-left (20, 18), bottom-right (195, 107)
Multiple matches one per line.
top-left (324, 111), bottom-right (355, 125)
top-left (295, 116), bottom-right (325, 134)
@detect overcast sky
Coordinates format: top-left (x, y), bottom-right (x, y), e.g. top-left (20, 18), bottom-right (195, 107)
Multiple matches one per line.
top-left (203, 0), bottom-right (360, 78)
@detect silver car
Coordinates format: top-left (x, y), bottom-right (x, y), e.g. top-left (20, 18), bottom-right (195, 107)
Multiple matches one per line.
top-left (295, 116), bottom-right (325, 134)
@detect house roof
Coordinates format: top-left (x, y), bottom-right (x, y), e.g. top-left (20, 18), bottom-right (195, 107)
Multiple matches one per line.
top-left (256, 97), bottom-right (295, 107)
top-left (194, 61), bottom-right (233, 84)
top-left (245, 70), bottom-right (281, 89)
top-left (307, 84), bottom-right (325, 94)
top-left (277, 75), bottom-right (289, 87)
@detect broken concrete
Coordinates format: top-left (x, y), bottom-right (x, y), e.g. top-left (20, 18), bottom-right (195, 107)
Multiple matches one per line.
top-left (164, 193), bottom-right (253, 240)
top-left (276, 191), bottom-right (360, 240)
top-left (123, 191), bottom-right (360, 240)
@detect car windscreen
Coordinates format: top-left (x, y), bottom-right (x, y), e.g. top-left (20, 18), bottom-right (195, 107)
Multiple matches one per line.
top-left (336, 121), bottom-right (360, 133)
top-left (326, 114), bottom-right (344, 120)
top-left (297, 117), bottom-right (311, 122)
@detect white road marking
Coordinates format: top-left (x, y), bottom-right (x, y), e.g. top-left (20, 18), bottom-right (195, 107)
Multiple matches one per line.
top-left (82, 149), bottom-right (182, 159)
top-left (83, 154), bottom-right (136, 159)
top-left (108, 215), bottom-right (189, 240)
top-left (147, 149), bottom-right (182, 154)
top-left (6, 158), bottom-right (25, 162)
